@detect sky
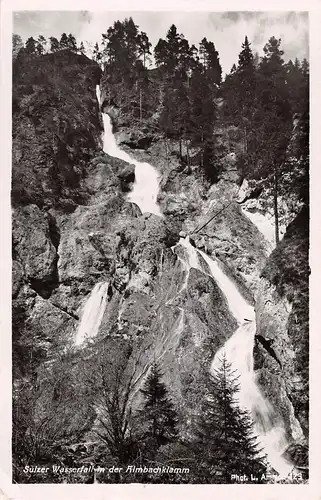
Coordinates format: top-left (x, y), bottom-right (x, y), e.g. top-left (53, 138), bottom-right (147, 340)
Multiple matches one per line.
top-left (13, 10), bottom-right (309, 74)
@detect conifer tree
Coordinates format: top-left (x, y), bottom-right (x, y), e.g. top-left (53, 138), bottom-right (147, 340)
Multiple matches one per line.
top-left (189, 65), bottom-right (217, 175)
top-left (138, 363), bottom-right (178, 451)
top-left (12, 34), bottom-right (23, 59)
top-left (93, 42), bottom-right (102, 63)
top-left (25, 37), bottom-right (36, 55)
top-left (174, 71), bottom-right (191, 159)
top-left (194, 354), bottom-right (266, 483)
top-left (79, 41), bottom-right (85, 54)
top-left (67, 33), bottom-right (78, 52)
top-left (234, 36), bottom-right (257, 159)
top-left (154, 25), bottom-right (182, 74)
top-left (35, 35), bottom-right (47, 55)
top-left (137, 31), bottom-right (152, 68)
top-left (49, 36), bottom-right (59, 52)
top-left (254, 36), bottom-right (292, 244)
top-left (199, 37), bottom-right (222, 86)
top-left (59, 33), bottom-right (69, 50)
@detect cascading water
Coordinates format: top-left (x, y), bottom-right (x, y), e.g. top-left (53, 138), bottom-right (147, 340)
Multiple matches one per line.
top-left (93, 84), bottom-right (292, 474)
top-left (96, 85), bottom-right (161, 216)
top-left (75, 282), bottom-right (109, 346)
top-left (241, 207), bottom-right (275, 249)
top-left (174, 237), bottom-right (292, 477)
top-left (75, 86), bottom-right (162, 346)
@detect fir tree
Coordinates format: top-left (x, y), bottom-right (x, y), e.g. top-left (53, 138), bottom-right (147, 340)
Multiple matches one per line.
top-left (138, 363), bottom-right (179, 451)
top-left (194, 354), bottom-right (266, 483)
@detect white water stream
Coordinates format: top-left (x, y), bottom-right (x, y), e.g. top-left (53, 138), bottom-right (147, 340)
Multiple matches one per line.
top-left (75, 86), bottom-right (162, 346)
top-left (174, 237), bottom-right (292, 476)
top-left (75, 85), bottom-right (292, 476)
top-left (75, 282), bottom-right (109, 346)
top-left (96, 85), bottom-right (161, 216)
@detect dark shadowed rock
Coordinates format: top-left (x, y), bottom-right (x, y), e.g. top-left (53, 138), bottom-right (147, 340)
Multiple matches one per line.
top-left (12, 205), bottom-right (57, 284)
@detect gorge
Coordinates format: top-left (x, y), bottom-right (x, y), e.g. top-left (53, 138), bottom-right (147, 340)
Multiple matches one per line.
top-left (71, 84), bottom-right (303, 477)
top-left (12, 28), bottom-right (309, 484)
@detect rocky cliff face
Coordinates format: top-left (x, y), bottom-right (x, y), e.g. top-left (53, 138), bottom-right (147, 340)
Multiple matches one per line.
top-left (12, 51), bottom-right (309, 471)
top-left (256, 207), bottom-right (309, 439)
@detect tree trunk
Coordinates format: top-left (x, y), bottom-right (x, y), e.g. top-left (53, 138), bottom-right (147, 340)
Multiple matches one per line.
top-left (139, 87), bottom-right (142, 122)
top-left (165, 136), bottom-right (169, 167)
top-left (200, 133), bottom-right (204, 167)
top-left (273, 165), bottom-right (279, 245)
top-left (244, 124), bottom-right (248, 154)
top-left (179, 139), bottom-right (182, 159)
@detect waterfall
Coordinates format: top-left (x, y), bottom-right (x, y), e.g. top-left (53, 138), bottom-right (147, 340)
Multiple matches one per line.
top-left (94, 82), bottom-right (292, 474)
top-left (96, 85), bottom-right (161, 216)
top-left (175, 237), bottom-right (292, 476)
top-left (75, 282), bottom-right (109, 346)
top-left (241, 207), bottom-right (275, 250)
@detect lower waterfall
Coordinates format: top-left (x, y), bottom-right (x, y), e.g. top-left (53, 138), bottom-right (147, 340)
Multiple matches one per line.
top-left (175, 237), bottom-right (292, 477)
top-left (75, 282), bottom-right (109, 346)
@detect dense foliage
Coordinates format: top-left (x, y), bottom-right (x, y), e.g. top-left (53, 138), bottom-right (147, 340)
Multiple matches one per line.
top-left (13, 341), bottom-right (267, 484)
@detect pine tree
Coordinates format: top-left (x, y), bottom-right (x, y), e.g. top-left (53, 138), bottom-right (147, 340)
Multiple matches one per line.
top-left (199, 37), bottom-right (222, 86)
top-left (59, 33), bottom-right (69, 50)
top-left (159, 82), bottom-right (177, 139)
top-left (154, 25), bottom-right (182, 74)
top-left (49, 36), bottom-right (59, 52)
top-left (79, 41), bottom-right (85, 54)
top-left (12, 34), bottom-right (23, 59)
top-left (138, 363), bottom-right (179, 451)
top-left (189, 65), bottom-right (217, 174)
top-left (235, 36), bottom-right (257, 159)
top-left (221, 64), bottom-right (239, 123)
top-left (174, 70), bottom-right (191, 159)
top-left (93, 42), bottom-right (102, 63)
top-left (137, 31), bottom-right (152, 68)
top-left (194, 354), bottom-right (266, 483)
top-left (67, 33), bottom-right (77, 52)
top-left (254, 36), bottom-right (292, 244)
top-left (25, 37), bottom-right (36, 55)
top-left (34, 35), bottom-right (46, 55)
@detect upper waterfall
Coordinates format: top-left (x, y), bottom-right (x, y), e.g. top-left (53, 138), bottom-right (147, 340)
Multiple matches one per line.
top-left (96, 85), bottom-right (161, 216)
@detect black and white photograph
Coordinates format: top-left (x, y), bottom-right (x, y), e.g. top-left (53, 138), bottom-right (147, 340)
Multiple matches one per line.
top-left (8, 6), bottom-right (312, 489)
